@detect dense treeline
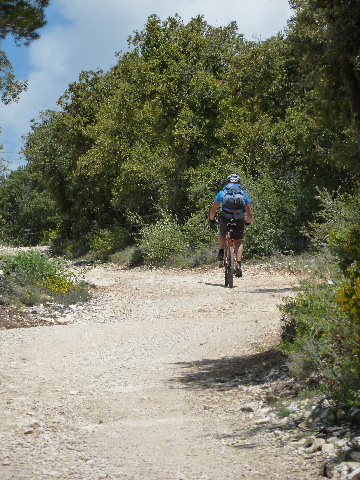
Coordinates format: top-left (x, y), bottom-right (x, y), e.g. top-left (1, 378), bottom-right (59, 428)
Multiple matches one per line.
top-left (11, 10), bottom-right (357, 260)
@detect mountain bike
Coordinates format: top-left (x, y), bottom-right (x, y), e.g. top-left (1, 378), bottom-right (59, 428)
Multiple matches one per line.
top-left (224, 221), bottom-right (237, 288)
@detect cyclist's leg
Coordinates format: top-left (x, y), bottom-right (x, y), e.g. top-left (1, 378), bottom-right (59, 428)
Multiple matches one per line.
top-left (217, 231), bottom-right (226, 261)
top-left (218, 214), bottom-right (229, 260)
top-left (234, 239), bottom-right (243, 263)
top-left (232, 221), bottom-right (245, 276)
top-left (219, 230), bottom-right (226, 249)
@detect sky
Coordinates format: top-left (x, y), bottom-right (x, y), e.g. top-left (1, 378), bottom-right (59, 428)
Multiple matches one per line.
top-left (0, 0), bottom-right (294, 170)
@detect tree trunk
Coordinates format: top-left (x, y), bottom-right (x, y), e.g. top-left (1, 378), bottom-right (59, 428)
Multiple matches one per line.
top-left (339, 56), bottom-right (360, 160)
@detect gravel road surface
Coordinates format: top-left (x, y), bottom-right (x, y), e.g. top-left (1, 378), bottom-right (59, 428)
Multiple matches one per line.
top-left (0, 264), bottom-right (323, 479)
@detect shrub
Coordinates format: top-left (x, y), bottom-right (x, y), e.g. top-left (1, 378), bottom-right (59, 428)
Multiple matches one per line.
top-left (0, 167), bottom-right (60, 246)
top-left (337, 263), bottom-right (360, 325)
top-left (89, 223), bottom-right (131, 261)
top-left (306, 188), bottom-right (359, 254)
top-left (139, 212), bottom-right (217, 267)
top-left (239, 173), bottom-right (311, 258)
top-left (110, 246), bottom-right (144, 266)
top-left (1, 250), bottom-right (67, 282)
top-left (281, 279), bottom-right (359, 405)
top-left (139, 216), bottom-right (189, 266)
top-left (280, 187), bottom-right (360, 407)
top-left (0, 251), bottom-right (90, 307)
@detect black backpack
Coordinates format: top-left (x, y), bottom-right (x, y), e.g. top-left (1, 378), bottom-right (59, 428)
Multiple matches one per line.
top-left (222, 184), bottom-right (246, 209)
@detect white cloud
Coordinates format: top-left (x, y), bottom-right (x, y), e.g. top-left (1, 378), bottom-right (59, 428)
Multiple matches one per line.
top-left (0, 0), bottom-right (293, 169)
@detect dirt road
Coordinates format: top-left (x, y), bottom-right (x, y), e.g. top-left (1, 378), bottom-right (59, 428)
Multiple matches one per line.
top-left (0, 264), bottom-right (322, 479)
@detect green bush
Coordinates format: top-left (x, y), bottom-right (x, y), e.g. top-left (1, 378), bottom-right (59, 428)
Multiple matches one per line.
top-left (139, 216), bottom-right (189, 266)
top-left (139, 213), bottom-right (217, 267)
top-left (110, 246), bottom-right (144, 266)
top-left (281, 279), bottom-right (359, 405)
top-left (0, 167), bottom-right (60, 246)
top-left (243, 173), bottom-right (311, 258)
top-left (181, 212), bottom-right (217, 250)
top-left (280, 187), bottom-right (360, 407)
top-left (307, 185), bottom-right (360, 258)
top-left (0, 251), bottom-right (90, 307)
top-left (89, 223), bottom-right (131, 261)
top-left (1, 250), bottom-right (67, 281)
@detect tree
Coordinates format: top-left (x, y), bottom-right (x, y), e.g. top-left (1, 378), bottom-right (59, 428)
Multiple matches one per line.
top-left (287, 0), bottom-right (360, 165)
top-left (0, 165), bottom-right (60, 245)
top-left (0, 0), bottom-right (50, 103)
top-left (24, 14), bottom-right (359, 256)
top-left (0, 0), bottom-right (49, 43)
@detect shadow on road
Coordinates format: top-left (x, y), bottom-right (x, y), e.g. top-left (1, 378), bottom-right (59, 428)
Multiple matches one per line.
top-left (170, 349), bottom-right (289, 391)
top-left (247, 287), bottom-right (295, 294)
top-left (202, 282), bottom-right (238, 288)
top-left (199, 282), bottom-right (294, 294)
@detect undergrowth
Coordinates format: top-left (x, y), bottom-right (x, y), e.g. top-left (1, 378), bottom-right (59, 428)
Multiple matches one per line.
top-left (0, 250), bottom-right (90, 308)
top-left (277, 248), bottom-right (360, 407)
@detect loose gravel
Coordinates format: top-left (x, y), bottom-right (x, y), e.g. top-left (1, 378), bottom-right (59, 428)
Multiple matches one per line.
top-left (0, 263), bottom-right (325, 479)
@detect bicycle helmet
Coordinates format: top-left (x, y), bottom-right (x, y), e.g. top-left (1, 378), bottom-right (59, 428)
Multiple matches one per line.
top-left (226, 173), bottom-right (241, 183)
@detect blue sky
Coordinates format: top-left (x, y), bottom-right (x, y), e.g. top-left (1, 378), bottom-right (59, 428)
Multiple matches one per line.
top-left (0, 0), bottom-right (293, 170)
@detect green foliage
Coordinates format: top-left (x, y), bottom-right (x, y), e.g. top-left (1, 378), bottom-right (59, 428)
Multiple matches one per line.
top-left (281, 189), bottom-right (360, 407)
top-left (337, 263), bottom-right (360, 326)
top-left (139, 216), bottom-right (189, 266)
top-left (138, 212), bottom-right (217, 267)
top-left (0, 166), bottom-right (60, 245)
top-left (1, 250), bottom-right (66, 281)
top-left (287, 0), bottom-right (360, 167)
top-left (22, 13), bottom-right (358, 256)
top-left (0, 0), bottom-right (49, 43)
top-left (110, 246), bottom-right (144, 266)
top-left (241, 173), bottom-right (311, 257)
top-left (0, 44), bottom-right (26, 103)
top-left (22, 15), bottom-right (357, 260)
top-left (0, 0), bottom-right (50, 103)
top-left (0, 250), bottom-right (90, 307)
top-left (306, 187), bottom-right (360, 325)
top-left (330, 223), bottom-right (360, 276)
top-left (334, 223), bottom-right (360, 327)
top-left (89, 223), bottom-right (131, 261)
top-left (281, 279), bottom-right (360, 405)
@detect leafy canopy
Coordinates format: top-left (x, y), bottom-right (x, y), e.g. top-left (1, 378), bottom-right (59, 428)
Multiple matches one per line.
top-left (0, 0), bottom-right (50, 104)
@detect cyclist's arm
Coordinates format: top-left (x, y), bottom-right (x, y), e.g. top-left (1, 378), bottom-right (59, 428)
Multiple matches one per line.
top-left (209, 201), bottom-right (221, 221)
top-left (245, 203), bottom-right (253, 223)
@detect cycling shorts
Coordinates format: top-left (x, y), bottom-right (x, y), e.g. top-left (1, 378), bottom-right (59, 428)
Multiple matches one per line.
top-left (219, 210), bottom-right (245, 240)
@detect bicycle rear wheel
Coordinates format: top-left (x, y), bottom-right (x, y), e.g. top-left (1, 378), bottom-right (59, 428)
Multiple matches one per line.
top-left (224, 244), bottom-right (234, 288)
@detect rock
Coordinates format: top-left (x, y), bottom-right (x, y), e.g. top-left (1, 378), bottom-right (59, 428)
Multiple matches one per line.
top-left (303, 436), bottom-right (326, 453)
top-left (303, 436), bottom-right (317, 448)
top-left (353, 438), bottom-right (360, 447)
top-left (255, 417), bottom-right (271, 425)
top-left (335, 462), bottom-right (360, 480)
top-left (265, 395), bottom-right (279, 404)
top-left (348, 467), bottom-right (360, 480)
top-left (322, 443), bottom-right (335, 454)
top-left (238, 403), bottom-right (258, 412)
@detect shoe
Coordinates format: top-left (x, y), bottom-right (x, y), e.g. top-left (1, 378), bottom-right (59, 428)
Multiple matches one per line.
top-left (217, 249), bottom-right (224, 261)
top-left (235, 262), bottom-right (242, 277)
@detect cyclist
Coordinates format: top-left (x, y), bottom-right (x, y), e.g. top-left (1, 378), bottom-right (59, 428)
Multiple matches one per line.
top-left (209, 173), bottom-right (253, 277)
